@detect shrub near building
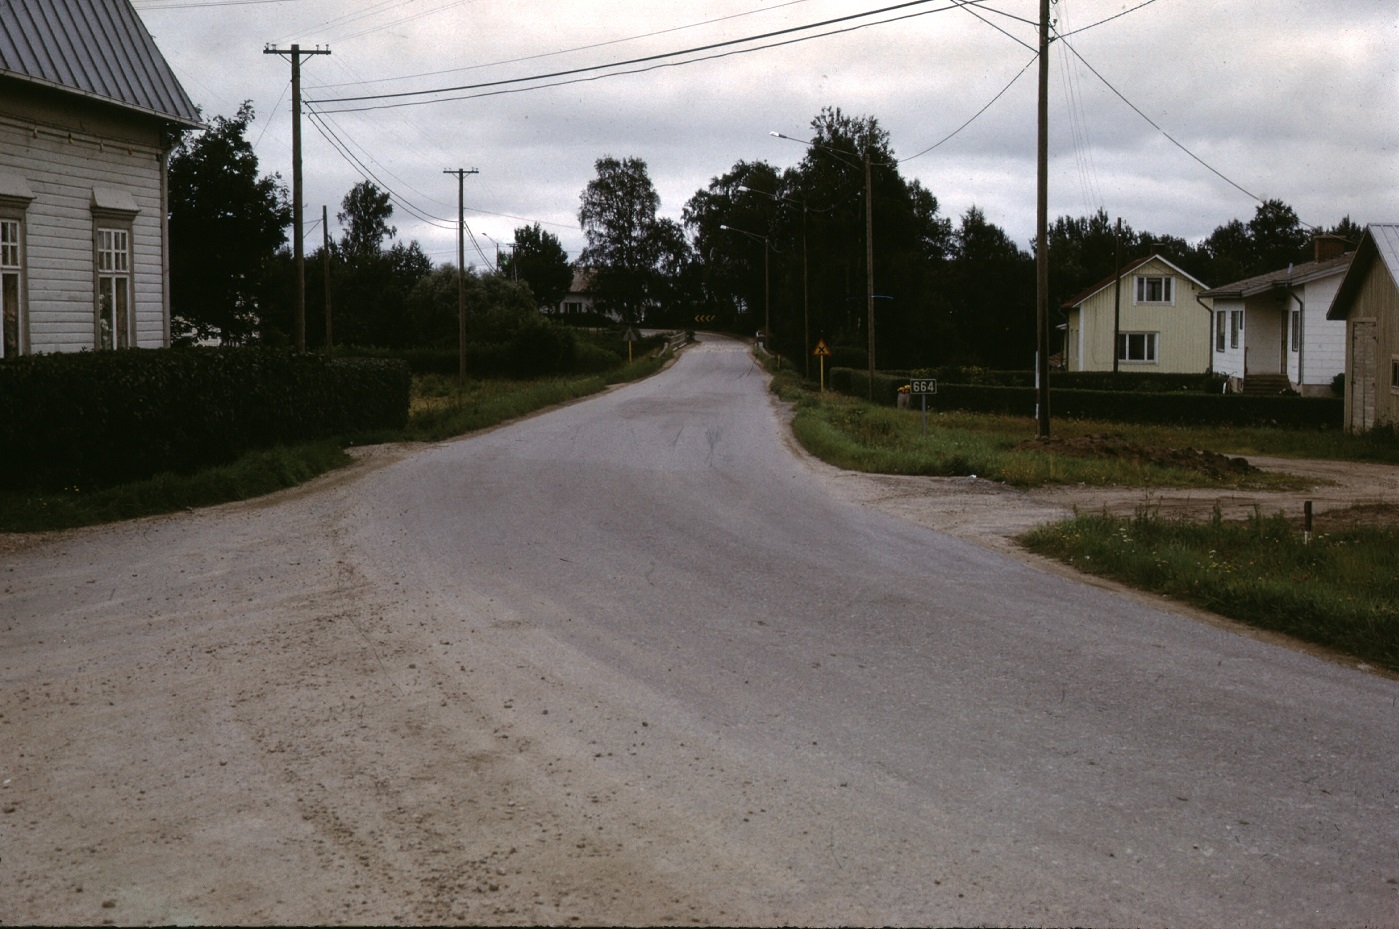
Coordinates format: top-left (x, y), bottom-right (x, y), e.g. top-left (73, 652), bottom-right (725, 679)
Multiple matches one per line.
top-left (0, 347), bottom-right (409, 492)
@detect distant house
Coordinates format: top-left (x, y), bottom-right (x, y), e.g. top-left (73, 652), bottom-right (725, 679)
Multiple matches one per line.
top-left (1060, 254), bottom-right (1211, 373)
top-left (1325, 224), bottom-right (1399, 433)
top-left (1200, 237), bottom-right (1353, 396)
top-left (0, 0), bottom-right (201, 358)
top-left (548, 267), bottom-right (621, 323)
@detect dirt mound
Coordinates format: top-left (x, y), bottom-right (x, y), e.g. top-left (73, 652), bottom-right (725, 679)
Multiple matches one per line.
top-left (1015, 433), bottom-right (1259, 479)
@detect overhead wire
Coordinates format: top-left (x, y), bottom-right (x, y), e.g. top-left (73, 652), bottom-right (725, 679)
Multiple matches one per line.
top-left (308, 0), bottom-right (986, 110)
top-left (311, 0), bottom-right (824, 90)
top-left (1053, 32), bottom-right (1268, 208)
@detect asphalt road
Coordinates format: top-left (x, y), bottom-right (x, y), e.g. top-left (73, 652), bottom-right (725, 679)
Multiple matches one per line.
top-left (2, 334), bottom-right (1396, 926)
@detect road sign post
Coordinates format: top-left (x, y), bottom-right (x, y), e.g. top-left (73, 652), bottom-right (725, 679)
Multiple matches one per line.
top-left (910, 378), bottom-right (937, 436)
top-left (813, 339), bottom-right (832, 392)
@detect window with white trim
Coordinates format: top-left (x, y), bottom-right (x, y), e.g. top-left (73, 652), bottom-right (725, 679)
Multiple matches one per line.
top-left (1134, 275), bottom-right (1174, 304)
top-left (1290, 308), bottom-right (1300, 353)
top-left (1215, 310), bottom-right (1226, 352)
top-left (1230, 310), bottom-right (1242, 349)
top-left (1117, 331), bottom-right (1158, 364)
top-left (1, 218), bottom-right (20, 358)
top-left (96, 226), bottom-right (132, 350)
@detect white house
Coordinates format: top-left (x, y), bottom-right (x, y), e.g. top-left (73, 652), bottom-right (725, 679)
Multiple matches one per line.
top-left (1060, 254), bottom-right (1212, 373)
top-left (1200, 237), bottom-right (1353, 395)
top-left (548, 267), bottom-right (623, 323)
top-left (0, 0), bottom-right (201, 358)
top-left (1326, 224), bottom-right (1399, 433)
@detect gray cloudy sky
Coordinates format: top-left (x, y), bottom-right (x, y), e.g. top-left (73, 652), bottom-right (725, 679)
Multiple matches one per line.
top-left (132, 0), bottom-right (1398, 270)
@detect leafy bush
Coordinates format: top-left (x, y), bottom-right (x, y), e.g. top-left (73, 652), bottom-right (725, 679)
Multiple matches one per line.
top-left (0, 347), bottom-right (409, 492)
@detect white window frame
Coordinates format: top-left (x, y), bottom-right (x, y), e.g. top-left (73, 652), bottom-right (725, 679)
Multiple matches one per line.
top-left (1290, 308), bottom-right (1301, 353)
top-left (95, 224), bottom-right (133, 350)
top-left (1134, 274), bottom-right (1174, 304)
top-left (1117, 331), bottom-right (1159, 364)
top-left (1215, 310), bottom-right (1226, 352)
top-left (1, 215), bottom-right (22, 359)
top-left (1230, 310), bottom-right (1243, 349)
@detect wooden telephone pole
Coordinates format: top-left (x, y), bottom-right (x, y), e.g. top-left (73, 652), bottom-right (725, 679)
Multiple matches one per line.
top-left (444, 168), bottom-right (478, 383)
top-left (264, 43), bottom-right (330, 352)
top-left (1035, 0), bottom-right (1052, 437)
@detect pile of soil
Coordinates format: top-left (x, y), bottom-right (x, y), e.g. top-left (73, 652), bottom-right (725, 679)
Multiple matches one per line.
top-left (1015, 433), bottom-right (1259, 479)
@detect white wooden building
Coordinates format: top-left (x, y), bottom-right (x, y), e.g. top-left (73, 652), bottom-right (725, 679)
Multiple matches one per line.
top-left (1199, 237), bottom-right (1353, 396)
top-left (0, 0), bottom-right (201, 358)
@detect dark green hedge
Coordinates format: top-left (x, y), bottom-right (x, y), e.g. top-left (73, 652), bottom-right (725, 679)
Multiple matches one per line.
top-left (828, 368), bottom-right (1342, 429)
top-left (0, 348), bottom-right (410, 492)
top-left (338, 330), bottom-right (664, 379)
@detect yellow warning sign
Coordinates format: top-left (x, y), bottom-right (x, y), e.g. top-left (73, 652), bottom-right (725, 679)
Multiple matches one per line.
top-left (812, 339), bottom-right (831, 357)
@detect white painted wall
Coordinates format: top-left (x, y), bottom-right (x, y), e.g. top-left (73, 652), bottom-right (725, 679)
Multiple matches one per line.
top-left (0, 114), bottom-right (168, 354)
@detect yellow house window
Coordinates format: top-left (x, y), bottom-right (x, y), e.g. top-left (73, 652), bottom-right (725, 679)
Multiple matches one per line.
top-left (1135, 275), bottom-right (1174, 304)
top-left (1117, 332), bottom-right (1158, 364)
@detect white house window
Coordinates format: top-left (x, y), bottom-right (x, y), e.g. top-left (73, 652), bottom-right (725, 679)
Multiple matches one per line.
top-left (96, 226), bottom-right (132, 350)
top-left (1215, 310), bottom-right (1226, 352)
top-left (1, 218), bottom-right (20, 358)
top-left (1230, 310), bottom-right (1242, 349)
top-left (1291, 308), bottom-right (1301, 353)
top-left (1135, 275), bottom-right (1174, 304)
top-left (1117, 331), bottom-right (1158, 364)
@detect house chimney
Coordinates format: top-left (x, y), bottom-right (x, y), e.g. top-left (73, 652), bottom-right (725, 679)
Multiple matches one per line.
top-left (1314, 234), bottom-right (1347, 263)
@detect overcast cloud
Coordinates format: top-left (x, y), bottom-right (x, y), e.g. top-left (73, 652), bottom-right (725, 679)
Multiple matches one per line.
top-left (132, 0), bottom-right (1399, 270)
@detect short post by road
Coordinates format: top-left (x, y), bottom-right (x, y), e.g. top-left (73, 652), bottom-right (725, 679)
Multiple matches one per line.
top-left (624, 326), bottom-right (640, 364)
top-left (910, 377), bottom-right (937, 436)
top-left (813, 338), bottom-right (831, 392)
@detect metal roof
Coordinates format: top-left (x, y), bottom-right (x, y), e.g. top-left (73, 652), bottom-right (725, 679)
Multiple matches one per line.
top-left (0, 0), bottom-right (201, 127)
top-left (1326, 224), bottom-right (1399, 320)
top-left (1198, 251), bottom-right (1353, 300)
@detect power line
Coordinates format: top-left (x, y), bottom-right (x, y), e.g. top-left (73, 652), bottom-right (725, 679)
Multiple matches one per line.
top-left (1054, 33), bottom-right (1266, 207)
top-left (312, 0), bottom-right (824, 91)
top-left (308, 0), bottom-right (977, 109)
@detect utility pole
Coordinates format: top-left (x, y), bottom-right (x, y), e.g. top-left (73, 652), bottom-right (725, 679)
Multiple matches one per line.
top-left (1035, 0), bottom-right (1051, 437)
top-left (322, 204), bottom-right (332, 353)
top-left (264, 43), bottom-right (330, 353)
top-left (444, 168), bottom-right (478, 384)
top-left (1112, 216), bottom-right (1122, 374)
top-left (865, 151), bottom-right (876, 401)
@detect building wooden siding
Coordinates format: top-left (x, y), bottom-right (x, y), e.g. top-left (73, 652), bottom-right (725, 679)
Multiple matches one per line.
top-left (1341, 258), bottom-right (1399, 431)
top-left (1066, 257), bottom-right (1210, 374)
top-left (1, 94), bottom-right (171, 354)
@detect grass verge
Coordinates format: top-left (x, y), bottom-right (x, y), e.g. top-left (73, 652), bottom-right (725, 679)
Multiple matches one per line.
top-left (774, 370), bottom-right (1304, 489)
top-left (0, 355), bottom-right (668, 532)
top-left (0, 442), bottom-right (352, 532)
top-left (1019, 507), bottom-right (1399, 673)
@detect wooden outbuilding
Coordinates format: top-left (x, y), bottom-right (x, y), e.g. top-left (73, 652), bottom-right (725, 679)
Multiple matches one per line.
top-left (1325, 224), bottom-right (1399, 432)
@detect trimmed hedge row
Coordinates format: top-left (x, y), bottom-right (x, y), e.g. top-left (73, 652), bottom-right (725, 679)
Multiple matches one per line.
top-left (0, 348), bottom-right (410, 492)
top-left (829, 367), bottom-right (1343, 429)
top-left (338, 331), bottom-right (664, 379)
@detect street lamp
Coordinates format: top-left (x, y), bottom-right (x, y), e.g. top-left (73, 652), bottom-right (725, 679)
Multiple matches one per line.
top-left (738, 184), bottom-right (811, 378)
top-left (480, 233), bottom-right (516, 279)
top-left (719, 223), bottom-right (770, 354)
top-left (771, 131), bottom-right (878, 400)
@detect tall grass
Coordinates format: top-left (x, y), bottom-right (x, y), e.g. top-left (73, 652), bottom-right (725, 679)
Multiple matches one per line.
top-left (782, 376), bottom-right (1301, 489)
top-left (1021, 507), bottom-right (1399, 671)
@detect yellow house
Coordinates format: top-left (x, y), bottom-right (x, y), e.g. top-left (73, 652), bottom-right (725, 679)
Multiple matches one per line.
top-left (1061, 255), bottom-right (1211, 373)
